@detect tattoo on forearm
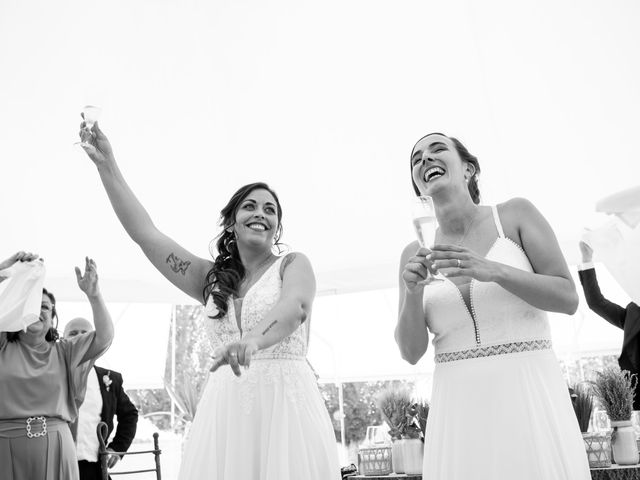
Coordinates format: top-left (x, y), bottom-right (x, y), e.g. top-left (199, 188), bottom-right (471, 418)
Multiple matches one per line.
top-left (261, 320), bottom-right (278, 335)
top-left (166, 253), bottom-right (191, 275)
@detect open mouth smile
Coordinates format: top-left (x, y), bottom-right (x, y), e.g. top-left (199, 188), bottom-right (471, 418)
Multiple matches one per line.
top-left (424, 166), bottom-right (446, 184)
top-left (246, 222), bottom-right (269, 232)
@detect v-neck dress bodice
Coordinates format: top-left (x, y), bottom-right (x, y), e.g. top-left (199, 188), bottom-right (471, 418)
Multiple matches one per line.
top-left (424, 205), bottom-right (552, 362)
top-left (420, 205), bottom-right (590, 480)
top-left (204, 256), bottom-right (308, 360)
top-left (181, 254), bottom-right (340, 480)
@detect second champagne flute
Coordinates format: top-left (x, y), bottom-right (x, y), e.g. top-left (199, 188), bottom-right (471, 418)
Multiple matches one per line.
top-left (75, 105), bottom-right (102, 147)
top-left (411, 195), bottom-right (445, 285)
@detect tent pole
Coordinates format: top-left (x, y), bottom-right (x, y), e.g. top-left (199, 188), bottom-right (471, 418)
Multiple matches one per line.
top-left (338, 381), bottom-right (346, 453)
top-left (171, 305), bottom-right (176, 430)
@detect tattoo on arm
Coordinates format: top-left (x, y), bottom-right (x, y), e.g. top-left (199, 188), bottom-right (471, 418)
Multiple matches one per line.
top-left (279, 253), bottom-right (297, 277)
top-left (261, 320), bottom-right (278, 335)
top-left (166, 253), bottom-right (191, 275)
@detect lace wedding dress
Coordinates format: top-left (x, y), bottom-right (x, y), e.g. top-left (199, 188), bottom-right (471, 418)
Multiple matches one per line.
top-left (421, 206), bottom-right (590, 479)
top-left (178, 255), bottom-right (340, 480)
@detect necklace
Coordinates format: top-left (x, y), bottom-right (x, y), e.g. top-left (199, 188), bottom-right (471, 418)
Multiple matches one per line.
top-left (439, 207), bottom-right (480, 246)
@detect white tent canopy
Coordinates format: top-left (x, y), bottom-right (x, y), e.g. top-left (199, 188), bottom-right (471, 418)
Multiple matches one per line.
top-left (1, 0), bottom-right (638, 391)
top-left (1, 0), bottom-right (639, 304)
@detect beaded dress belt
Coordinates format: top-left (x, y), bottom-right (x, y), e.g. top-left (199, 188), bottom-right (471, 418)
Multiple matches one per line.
top-left (434, 339), bottom-right (553, 364)
top-left (0, 417), bottom-right (67, 439)
top-left (251, 353), bottom-right (306, 361)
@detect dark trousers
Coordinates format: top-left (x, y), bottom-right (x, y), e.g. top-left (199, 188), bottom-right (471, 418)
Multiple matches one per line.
top-left (79, 460), bottom-right (110, 480)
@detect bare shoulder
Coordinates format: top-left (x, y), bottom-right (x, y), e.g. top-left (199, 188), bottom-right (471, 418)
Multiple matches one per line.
top-left (280, 252), bottom-right (313, 277)
top-left (498, 197), bottom-right (544, 227)
top-left (499, 197), bottom-right (538, 215)
top-left (497, 198), bottom-right (547, 245)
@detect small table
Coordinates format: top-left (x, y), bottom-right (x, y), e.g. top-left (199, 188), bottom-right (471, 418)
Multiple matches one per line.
top-left (351, 476), bottom-right (421, 480)
top-left (349, 464), bottom-right (640, 480)
top-left (591, 464), bottom-right (640, 480)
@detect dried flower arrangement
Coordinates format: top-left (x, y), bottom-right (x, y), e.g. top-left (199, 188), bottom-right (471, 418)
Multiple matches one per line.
top-left (591, 367), bottom-right (637, 422)
top-left (569, 383), bottom-right (594, 432)
top-left (377, 389), bottom-right (429, 440)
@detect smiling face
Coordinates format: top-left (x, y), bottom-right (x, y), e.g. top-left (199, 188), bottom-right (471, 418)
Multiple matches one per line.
top-left (410, 133), bottom-right (475, 198)
top-left (25, 292), bottom-right (54, 337)
top-left (231, 188), bottom-right (280, 248)
top-left (63, 317), bottom-right (94, 339)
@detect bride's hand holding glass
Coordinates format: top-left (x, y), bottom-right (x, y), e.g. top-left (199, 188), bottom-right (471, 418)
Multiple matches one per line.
top-left (77, 117), bottom-right (115, 167)
top-left (411, 195), bottom-right (445, 285)
top-left (402, 246), bottom-right (439, 293)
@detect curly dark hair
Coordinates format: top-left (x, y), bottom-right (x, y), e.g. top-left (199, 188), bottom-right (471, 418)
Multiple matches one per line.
top-left (410, 133), bottom-right (481, 204)
top-left (6, 288), bottom-right (59, 343)
top-left (202, 182), bottom-right (283, 319)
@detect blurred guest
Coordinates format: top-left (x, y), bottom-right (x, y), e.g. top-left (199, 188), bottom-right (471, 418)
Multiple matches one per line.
top-left (578, 240), bottom-right (640, 409)
top-left (64, 318), bottom-right (138, 480)
top-left (0, 255), bottom-right (113, 480)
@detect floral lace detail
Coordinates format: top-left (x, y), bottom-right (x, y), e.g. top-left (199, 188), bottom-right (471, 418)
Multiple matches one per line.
top-left (209, 358), bottom-right (312, 415)
top-left (203, 255), bottom-right (309, 377)
top-left (204, 256), bottom-right (308, 357)
top-left (434, 339), bottom-right (552, 364)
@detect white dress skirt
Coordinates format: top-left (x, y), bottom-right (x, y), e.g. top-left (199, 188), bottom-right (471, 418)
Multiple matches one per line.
top-left (423, 349), bottom-right (591, 479)
top-left (178, 256), bottom-right (341, 480)
top-left (421, 206), bottom-right (591, 479)
top-left (179, 358), bottom-right (340, 479)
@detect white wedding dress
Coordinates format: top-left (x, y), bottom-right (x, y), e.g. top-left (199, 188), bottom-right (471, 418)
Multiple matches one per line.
top-left (421, 206), bottom-right (590, 479)
top-left (178, 255), bottom-right (340, 480)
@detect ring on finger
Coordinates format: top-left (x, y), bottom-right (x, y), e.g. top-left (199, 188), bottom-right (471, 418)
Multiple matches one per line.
top-left (457, 259), bottom-right (462, 268)
top-left (230, 352), bottom-right (237, 357)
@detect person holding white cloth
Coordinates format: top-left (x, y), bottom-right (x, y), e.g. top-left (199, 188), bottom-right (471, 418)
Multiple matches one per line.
top-left (0, 254), bottom-right (114, 480)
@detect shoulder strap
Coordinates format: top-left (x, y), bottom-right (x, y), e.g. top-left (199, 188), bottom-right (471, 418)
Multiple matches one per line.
top-left (491, 205), bottom-right (505, 238)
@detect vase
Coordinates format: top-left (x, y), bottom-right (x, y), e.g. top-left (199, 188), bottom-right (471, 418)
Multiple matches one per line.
top-left (611, 420), bottom-right (639, 465)
top-left (582, 431), bottom-right (612, 468)
top-left (391, 439), bottom-right (404, 473)
top-left (401, 438), bottom-right (424, 475)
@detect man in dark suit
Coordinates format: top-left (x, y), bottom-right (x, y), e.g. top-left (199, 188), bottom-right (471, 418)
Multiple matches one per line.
top-left (578, 241), bottom-right (640, 410)
top-left (64, 317), bottom-right (139, 480)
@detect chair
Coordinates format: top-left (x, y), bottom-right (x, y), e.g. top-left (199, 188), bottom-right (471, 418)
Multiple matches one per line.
top-left (97, 421), bottom-right (162, 479)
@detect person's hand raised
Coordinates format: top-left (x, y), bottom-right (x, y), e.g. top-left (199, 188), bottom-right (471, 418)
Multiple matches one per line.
top-left (0, 251), bottom-right (40, 271)
top-left (579, 241), bottom-right (594, 264)
top-left (75, 257), bottom-right (100, 298)
top-left (78, 118), bottom-right (114, 167)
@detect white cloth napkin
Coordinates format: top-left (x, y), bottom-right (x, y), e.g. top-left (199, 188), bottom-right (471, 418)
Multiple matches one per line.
top-left (0, 260), bottom-right (47, 332)
top-left (596, 185), bottom-right (640, 228)
top-left (583, 219), bottom-right (640, 305)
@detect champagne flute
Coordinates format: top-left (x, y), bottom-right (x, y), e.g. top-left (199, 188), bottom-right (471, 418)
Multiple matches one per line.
top-left (75, 105), bottom-right (102, 147)
top-left (411, 195), bottom-right (445, 284)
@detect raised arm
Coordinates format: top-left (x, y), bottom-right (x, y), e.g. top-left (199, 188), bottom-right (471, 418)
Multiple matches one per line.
top-left (79, 122), bottom-right (212, 302)
top-left (210, 253), bottom-right (315, 376)
top-left (75, 257), bottom-right (114, 361)
top-left (577, 241), bottom-right (626, 328)
top-left (395, 241), bottom-right (431, 365)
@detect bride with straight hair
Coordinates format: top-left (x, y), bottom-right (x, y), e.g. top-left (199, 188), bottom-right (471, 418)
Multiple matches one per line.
top-left (396, 132), bottom-right (590, 479)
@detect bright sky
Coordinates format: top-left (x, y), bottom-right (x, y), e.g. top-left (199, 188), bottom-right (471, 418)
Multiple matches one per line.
top-left (1, 0), bottom-right (639, 302)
